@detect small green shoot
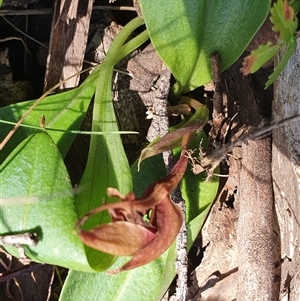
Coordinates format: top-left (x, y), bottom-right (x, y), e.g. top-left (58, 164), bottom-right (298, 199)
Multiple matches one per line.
top-left (241, 0), bottom-right (299, 88)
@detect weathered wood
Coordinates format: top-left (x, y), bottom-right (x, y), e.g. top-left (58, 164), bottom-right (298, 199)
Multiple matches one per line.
top-left (43, 0), bottom-right (93, 184)
top-left (185, 55), bottom-right (282, 300)
top-left (44, 0), bottom-right (93, 90)
top-left (233, 53), bottom-right (281, 300)
top-left (272, 36), bottom-right (300, 301)
top-left (237, 136), bottom-right (281, 301)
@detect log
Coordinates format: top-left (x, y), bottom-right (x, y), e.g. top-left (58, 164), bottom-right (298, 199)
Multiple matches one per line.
top-left (272, 35), bottom-right (300, 301)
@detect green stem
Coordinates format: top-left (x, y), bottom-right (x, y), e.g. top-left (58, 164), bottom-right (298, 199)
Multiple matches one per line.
top-left (92, 17), bottom-right (149, 128)
top-left (116, 29), bottom-right (149, 62)
top-left (78, 17), bottom-right (149, 99)
top-left (104, 16), bottom-right (146, 65)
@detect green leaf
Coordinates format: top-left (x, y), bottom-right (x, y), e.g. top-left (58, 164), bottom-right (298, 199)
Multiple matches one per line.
top-left (73, 63), bottom-right (132, 270)
top-left (241, 0), bottom-right (298, 88)
top-left (0, 132), bottom-right (94, 272)
top-left (60, 245), bottom-right (177, 301)
top-left (0, 17), bottom-right (150, 273)
top-left (241, 42), bottom-right (281, 75)
top-left (0, 18), bottom-right (149, 165)
top-left (140, 0), bottom-right (271, 95)
top-left (74, 17), bottom-right (148, 271)
top-left (265, 36), bottom-right (297, 88)
top-left (0, 69), bottom-right (98, 164)
top-left (290, 0), bottom-right (300, 12)
top-left (265, 0), bottom-right (298, 88)
top-left (59, 133), bottom-right (219, 301)
top-left (270, 0), bottom-right (298, 43)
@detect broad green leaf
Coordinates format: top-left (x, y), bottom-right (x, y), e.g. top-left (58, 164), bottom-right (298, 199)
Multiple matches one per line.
top-left (0, 69), bottom-right (99, 164)
top-left (59, 133), bottom-right (219, 301)
top-left (140, 0), bottom-right (271, 95)
top-left (0, 18), bottom-right (149, 165)
top-left (60, 245), bottom-right (177, 301)
top-left (0, 17), bottom-right (150, 273)
top-left (0, 132), bottom-right (94, 271)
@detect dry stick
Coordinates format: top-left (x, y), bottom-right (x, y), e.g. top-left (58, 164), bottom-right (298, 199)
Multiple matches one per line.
top-left (147, 64), bottom-right (188, 301)
top-left (0, 36), bottom-right (31, 54)
top-left (0, 67), bottom-right (93, 150)
top-left (209, 53), bottom-right (225, 142)
top-left (229, 59), bottom-right (281, 300)
top-left (0, 232), bottom-right (39, 264)
top-left (0, 232), bottom-right (38, 248)
top-left (190, 114), bottom-right (300, 178)
top-left (237, 136), bottom-right (281, 301)
top-left (44, 0), bottom-right (94, 90)
top-left (210, 53), bottom-right (223, 117)
top-left (172, 190), bottom-right (188, 301)
top-left (0, 6), bottom-right (136, 16)
top-left (0, 263), bottom-right (42, 283)
top-left (272, 37), bottom-right (300, 300)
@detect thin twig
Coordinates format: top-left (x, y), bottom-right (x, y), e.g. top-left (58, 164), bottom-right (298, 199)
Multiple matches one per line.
top-left (0, 263), bottom-right (42, 283)
top-left (0, 36), bottom-right (31, 54)
top-left (0, 66), bottom-right (93, 150)
top-left (1, 16), bottom-right (48, 48)
top-left (190, 114), bottom-right (300, 177)
top-left (0, 6), bottom-right (136, 16)
top-left (0, 253), bottom-right (25, 301)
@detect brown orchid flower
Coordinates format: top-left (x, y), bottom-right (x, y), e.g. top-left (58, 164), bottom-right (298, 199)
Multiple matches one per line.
top-left (75, 135), bottom-right (190, 273)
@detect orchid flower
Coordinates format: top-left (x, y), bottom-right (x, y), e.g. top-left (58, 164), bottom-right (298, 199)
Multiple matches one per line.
top-left (75, 135), bottom-right (190, 273)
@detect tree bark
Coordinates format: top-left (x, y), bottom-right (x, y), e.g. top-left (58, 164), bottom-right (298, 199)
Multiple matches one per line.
top-left (272, 35), bottom-right (300, 301)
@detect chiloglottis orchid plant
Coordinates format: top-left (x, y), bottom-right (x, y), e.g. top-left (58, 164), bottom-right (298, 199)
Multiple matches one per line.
top-left (75, 134), bottom-right (190, 273)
